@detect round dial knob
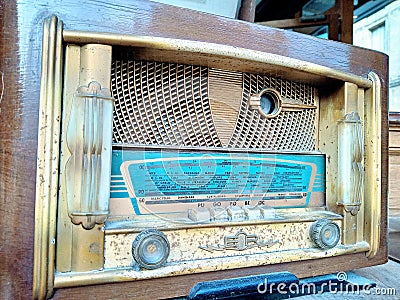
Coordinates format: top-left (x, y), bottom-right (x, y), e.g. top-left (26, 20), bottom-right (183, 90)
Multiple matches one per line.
top-left (132, 229), bottom-right (170, 269)
top-left (309, 219), bottom-right (340, 250)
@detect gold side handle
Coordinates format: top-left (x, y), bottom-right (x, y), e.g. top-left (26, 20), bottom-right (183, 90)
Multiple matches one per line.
top-left (65, 81), bottom-right (114, 229)
top-left (337, 111), bottom-right (364, 216)
top-left (364, 72), bottom-right (382, 258)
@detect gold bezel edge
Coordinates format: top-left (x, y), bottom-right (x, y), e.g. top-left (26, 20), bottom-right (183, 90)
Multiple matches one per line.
top-left (54, 241), bottom-right (370, 289)
top-left (33, 15), bottom-right (63, 300)
top-left (62, 30), bottom-right (372, 89)
top-left (32, 17), bottom-right (383, 297)
top-left (365, 72), bottom-right (382, 258)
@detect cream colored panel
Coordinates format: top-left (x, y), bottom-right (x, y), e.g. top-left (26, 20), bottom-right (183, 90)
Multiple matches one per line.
top-left (104, 221), bottom-right (341, 269)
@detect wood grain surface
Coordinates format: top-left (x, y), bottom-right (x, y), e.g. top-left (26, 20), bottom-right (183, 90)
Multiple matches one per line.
top-left (0, 0), bottom-right (388, 299)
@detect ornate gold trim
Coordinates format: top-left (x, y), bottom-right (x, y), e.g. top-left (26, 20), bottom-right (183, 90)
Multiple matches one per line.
top-left (338, 203), bottom-right (363, 216)
top-left (33, 15), bottom-right (63, 300)
top-left (364, 72), bottom-right (382, 258)
top-left (57, 44), bottom-right (112, 272)
top-left (62, 30), bottom-right (372, 89)
top-left (66, 81), bottom-right (114, 229)
top-left (337, 112), bottom-right (364, 216)
top-left (31, 17), bottom-right (383, 295)
top-left (199, 230), bottom-right (279, 252)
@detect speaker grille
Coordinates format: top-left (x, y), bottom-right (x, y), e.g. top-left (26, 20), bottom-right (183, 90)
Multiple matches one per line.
top-left (227, 73), bottom-right (316, 150)
top-left (112, 61), bottom-right (221, 147)
top-left (111, 60), bottom-right (317, 151)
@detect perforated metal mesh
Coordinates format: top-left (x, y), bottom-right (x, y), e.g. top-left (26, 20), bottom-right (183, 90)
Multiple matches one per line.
top-left (227, 73), bottom-right (316, 150)
top-left (112, 60), bottom-right (221, 147)
top-left (111, 60), bottom-right (317, 151)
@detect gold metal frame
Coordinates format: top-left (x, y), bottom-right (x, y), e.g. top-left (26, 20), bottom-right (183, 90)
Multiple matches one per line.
top-left (33, 15), bottom-right (63, 300)
top-left (33, 16), bottom-right (383, 299)
top-left (54, 241), bottom-right (370, 288)
top-left (62, 30), bottom-right (372, 89)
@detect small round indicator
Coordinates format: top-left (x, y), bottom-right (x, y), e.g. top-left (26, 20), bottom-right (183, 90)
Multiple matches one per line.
top-left (309, 219), bottom-right (340, 250)
top-left (132, 229), bottom-right (170, 269)
top-left (260, 93), bottom-right (276, 115)
top-left (257, 88), bottom-right (282, 118)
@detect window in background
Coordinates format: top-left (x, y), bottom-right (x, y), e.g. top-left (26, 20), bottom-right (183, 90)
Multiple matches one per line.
top-left (370, 22), bottom-right (386, 53)
top-left (354, 0), bottom-right (400, 112)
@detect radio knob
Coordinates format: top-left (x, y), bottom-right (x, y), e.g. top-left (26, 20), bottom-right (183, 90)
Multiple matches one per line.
top-left (132, 229), bottom-right (170, 269)
top-left (309, 219), bottom-right (340, 250)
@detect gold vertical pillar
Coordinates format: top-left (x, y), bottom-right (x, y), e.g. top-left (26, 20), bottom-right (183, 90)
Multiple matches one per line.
top-left (33, 15), bottom-right (63, 300)
top-left (337, 82), bottom-right (365, 245)
top-left (319, 82), bottom-right (365, 246)
top-left (57, 44), bottom-right (112, 272)
top-left (364, 72), bottom-right (382, 257)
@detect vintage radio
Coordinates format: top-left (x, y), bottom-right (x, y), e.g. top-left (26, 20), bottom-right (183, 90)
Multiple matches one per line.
top-left (0, 1), bottom-right (387, 299)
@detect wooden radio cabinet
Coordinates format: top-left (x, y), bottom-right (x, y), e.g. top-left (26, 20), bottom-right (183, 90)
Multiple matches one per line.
top-left (0, 1), bottom-right (388, 299)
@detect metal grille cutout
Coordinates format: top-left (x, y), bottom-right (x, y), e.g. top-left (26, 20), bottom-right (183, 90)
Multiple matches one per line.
top-left (112, 60), bottom-right (221, 147)
top-left (111, 60), bottom-right (317, 151)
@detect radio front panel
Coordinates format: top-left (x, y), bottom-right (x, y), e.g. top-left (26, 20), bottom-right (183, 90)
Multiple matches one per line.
top-left (33, 16), bottom-right (384, 298)
top-left (109, 53), bottom-right (323, 222)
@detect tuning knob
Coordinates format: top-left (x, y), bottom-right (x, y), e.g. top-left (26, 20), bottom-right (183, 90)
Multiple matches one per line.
top-left (309, 219), bottom-right (340, 250)
top-left (132, 229), bottom-right (170, 269)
